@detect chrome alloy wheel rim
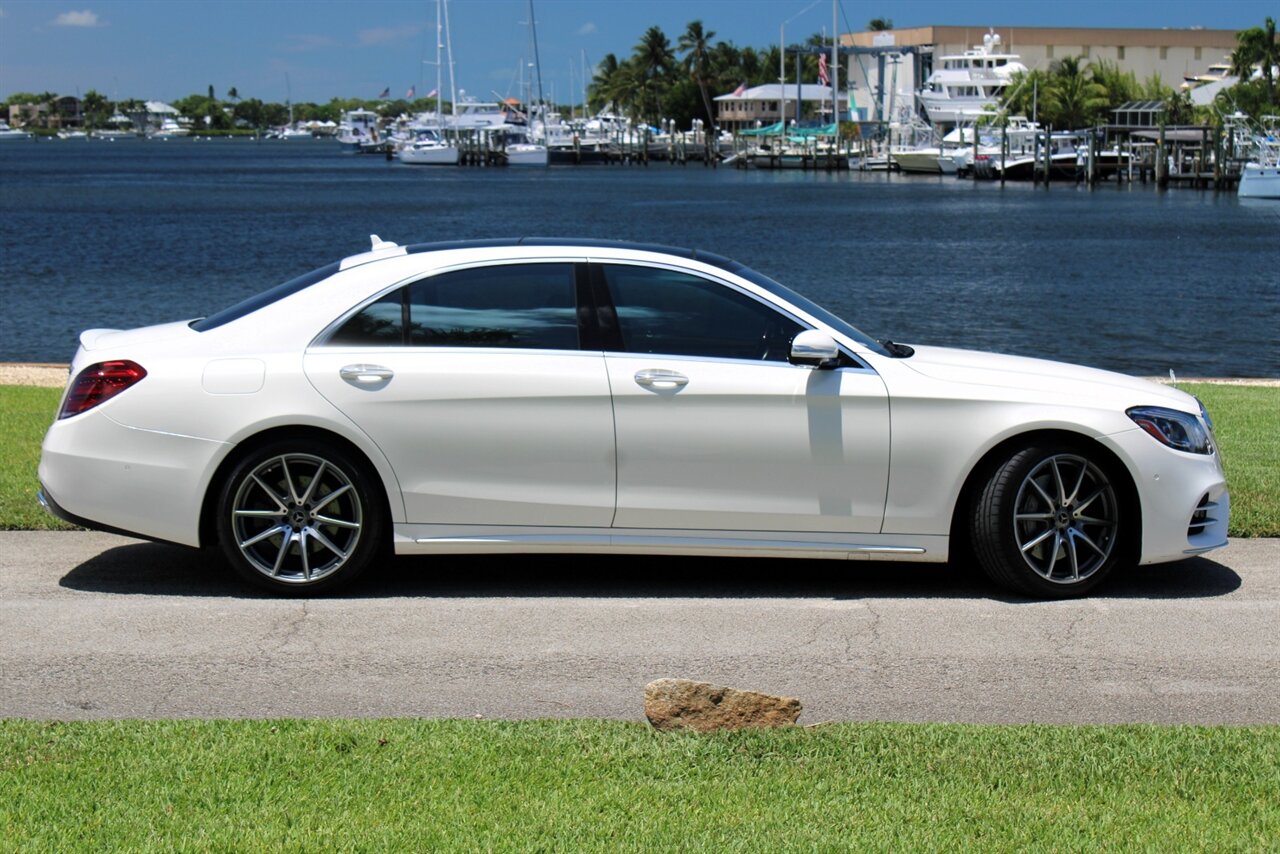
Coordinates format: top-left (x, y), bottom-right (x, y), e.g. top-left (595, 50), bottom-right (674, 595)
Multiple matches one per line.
top-left (231, 453), bottom-right (362, 584)
top-left (1013, 454), bottom-right (1117, 584)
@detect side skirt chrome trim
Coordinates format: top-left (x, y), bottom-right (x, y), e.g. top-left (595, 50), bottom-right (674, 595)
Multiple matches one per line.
top-left (411, 533), bottom-right (926, 556)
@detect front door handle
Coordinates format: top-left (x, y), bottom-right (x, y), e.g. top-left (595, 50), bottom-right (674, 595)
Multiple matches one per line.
top-left (340, 364), bottom-right (395, 385)
top-left (634, 369), bottom-right (688, 390)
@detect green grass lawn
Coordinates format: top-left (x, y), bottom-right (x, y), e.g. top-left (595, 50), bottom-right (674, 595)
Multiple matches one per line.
top-left (2, 382), bottom-right (1274, 536)
top-left (0, 386), bottom-right (70, 531)
top-left (2, 719), bottom-right (1278, 850)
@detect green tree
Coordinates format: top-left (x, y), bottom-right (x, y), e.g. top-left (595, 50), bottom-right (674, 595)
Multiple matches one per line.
top-left (868, 18), bottom-right (893, 31)
top-left (227, 86), bottom-right (239, 102)
top-left (590, 53), bottom-right (638, 114)
top-left (1048, 56), bottom-right (1109, 127)
top-left (233, 98), bottom-right (265, 128)
top-left (1089, 59), bottom-right (1139, 110)
top-left (677, 20), bottom-right (717, 127)
top-left (999, 69), bottom-right (1059, 123)
top-left (1230, 16), bottom-right (1278, 105)
top-left (81, 90), bottom-right (109, 128)
top-left (633, 26), bottom-right (676, 121)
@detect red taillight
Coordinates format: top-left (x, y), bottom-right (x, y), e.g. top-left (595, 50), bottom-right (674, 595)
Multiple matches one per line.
top-left (58, 360), bottom-right (148, 419)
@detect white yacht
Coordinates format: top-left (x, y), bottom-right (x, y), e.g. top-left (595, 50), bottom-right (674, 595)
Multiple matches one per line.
top-left (148, 118), bottom-right (189, 139)
top-left (0, 120), bottom-right (32, 140)
top-left (918, 31), bottom-right (1026, 125)
top-left (337, 109), bottom-right (382, 152)
top-left (1238, 116), bottom-right (1280, 199)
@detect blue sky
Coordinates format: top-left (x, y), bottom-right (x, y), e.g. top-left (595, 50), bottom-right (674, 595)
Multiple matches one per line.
top-left (1, 0), bottom-right (1273, 104)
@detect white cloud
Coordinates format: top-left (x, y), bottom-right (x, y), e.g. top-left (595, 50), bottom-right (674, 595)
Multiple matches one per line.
top-left (357, 23), bottom-right (420, 46)
top-left (576, 22), bottom-right (597, 36)
top-left (53, 9), bottom-right (103, 27)
top-left (283, 33), bottom-right (334, 52)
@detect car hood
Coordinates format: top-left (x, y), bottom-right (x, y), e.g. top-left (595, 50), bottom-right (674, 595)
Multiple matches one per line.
top-left (79, 320), bottom-right (198, 353)
top-left (900, 345), bottom-right (1197, 411)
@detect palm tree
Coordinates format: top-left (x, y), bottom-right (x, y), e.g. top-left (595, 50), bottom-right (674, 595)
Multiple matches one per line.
top-left (1089, 59), bottom-right (1139, 111)
top-left (81, 90), bottom-right (108, 129)
top-left (590, 53), bottom-right (638, 115)
top-left (633, 26), bottom-right (675, 122)
top-left (1230, 16), bottom-right (1278, 104)
top-left (1049, 56), bottom-right (1109, 128)
top-left (868, 18), bottom-right (893, 32)
top-left (1000, 69), bottom-right (1058, 124)
top-left (677, 20), bottom-right (717, 127)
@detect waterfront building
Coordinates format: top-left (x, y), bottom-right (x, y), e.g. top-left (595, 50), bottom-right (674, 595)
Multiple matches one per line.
top-left (714, 83), bottom-right (849, 132)
top-left (842, 25), bottom-right (1240, 124)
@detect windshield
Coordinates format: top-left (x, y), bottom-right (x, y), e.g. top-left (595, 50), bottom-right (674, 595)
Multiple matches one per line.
top-left (724, 261), bottom-right (892, 358)
top-left (190, 261), bottom-right (341, 332)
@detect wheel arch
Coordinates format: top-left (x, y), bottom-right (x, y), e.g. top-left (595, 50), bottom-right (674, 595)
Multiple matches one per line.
top-left (198, 425), bottom-right (396, 551)
top-left (947, 428), bottom-right (1142, 567)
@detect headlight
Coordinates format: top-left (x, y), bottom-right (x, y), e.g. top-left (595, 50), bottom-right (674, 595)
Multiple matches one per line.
top-left (1127, 406), bottom-right (1214, 455)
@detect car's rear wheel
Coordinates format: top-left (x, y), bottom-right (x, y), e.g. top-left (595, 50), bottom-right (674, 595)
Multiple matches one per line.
top-left (972, 444), bottom-right (1123, 597)
top-left (215, 440), bottom-right (385, 594)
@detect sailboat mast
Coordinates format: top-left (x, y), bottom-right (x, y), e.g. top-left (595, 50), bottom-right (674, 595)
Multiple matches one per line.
top-left (435, 0), bottom-right (444, 121)
top-left (529, 0), bottom-right (545, 108)
top-left (443, 0), bottom-right (457, 115)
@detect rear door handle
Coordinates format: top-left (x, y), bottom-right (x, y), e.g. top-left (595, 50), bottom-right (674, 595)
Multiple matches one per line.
top-left (634, 369), bottom-right (688, 390)
top-left (340, 364), bottom-right (395, 385)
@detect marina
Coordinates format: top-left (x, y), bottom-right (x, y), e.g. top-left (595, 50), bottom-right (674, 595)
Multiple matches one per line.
top-left (0, 139), bottom-right (1275, 378)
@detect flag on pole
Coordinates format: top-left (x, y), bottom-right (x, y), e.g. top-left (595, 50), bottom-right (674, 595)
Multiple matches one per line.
top-left (426, 88), bottom-right (438, 99)
top-left (818, 53), bottom-right (830, 86)
top-left (406, 85), bottom-right (416, 99)
top-left (378, 86), bottom-right (390, 99)
top-left (732, 82), bottom-right (747, 97)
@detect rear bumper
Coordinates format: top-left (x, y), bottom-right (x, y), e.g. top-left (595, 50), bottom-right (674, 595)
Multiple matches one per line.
top-left (39, 410), bottom-right (227, 548)
top-left (38, 485), bottom-right (176, 545)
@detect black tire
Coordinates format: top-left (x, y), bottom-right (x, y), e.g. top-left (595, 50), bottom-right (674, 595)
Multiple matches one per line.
top-left (971, 443), bottom-right (1124, 598)
top-left (214, 438), bottom-right (386, 594)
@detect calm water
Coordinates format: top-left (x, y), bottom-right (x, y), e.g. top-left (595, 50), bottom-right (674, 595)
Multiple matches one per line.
top-left (1, 137), bottom-right (1277, 376)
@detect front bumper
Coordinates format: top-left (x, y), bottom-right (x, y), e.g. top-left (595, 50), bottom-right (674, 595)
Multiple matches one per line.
top-left (1100, 428), bottom-right (1229, 565)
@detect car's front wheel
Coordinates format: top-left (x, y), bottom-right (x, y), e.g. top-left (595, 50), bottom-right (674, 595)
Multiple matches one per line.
top-left (972, 444), bottom-right (1123, 597)
top-left (215, 440), bottom-right (385, 594)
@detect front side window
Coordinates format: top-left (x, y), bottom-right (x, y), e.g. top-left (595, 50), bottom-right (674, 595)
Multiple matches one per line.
top-left (601, 264), bottom-right (803, 362)
top-left (328, 263), bottom-right (578, 349)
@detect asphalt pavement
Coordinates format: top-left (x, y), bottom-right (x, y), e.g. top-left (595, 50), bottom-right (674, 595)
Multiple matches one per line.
top-left (2, 531), bottom-right (1277, 724)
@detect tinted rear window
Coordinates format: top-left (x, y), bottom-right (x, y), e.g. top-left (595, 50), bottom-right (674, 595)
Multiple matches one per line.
top-left (190, 262), bottom-right (341, 332)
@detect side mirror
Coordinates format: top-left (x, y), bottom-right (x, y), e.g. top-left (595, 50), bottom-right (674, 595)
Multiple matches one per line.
top-left (789, 330), bottom-right (840, 369)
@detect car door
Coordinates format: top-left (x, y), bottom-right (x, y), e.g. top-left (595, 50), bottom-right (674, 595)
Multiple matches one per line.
top-left (304, 260), bottom-right (616, 527)
top-left (597, 262), bottom-right (890, 534)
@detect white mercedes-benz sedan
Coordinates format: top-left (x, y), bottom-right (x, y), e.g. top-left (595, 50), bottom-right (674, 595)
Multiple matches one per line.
top-left (39, 237), bottom-right (1228, 596)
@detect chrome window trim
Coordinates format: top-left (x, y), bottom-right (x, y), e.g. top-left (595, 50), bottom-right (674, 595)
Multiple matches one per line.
top-left (309, 256), bottom-right (585, 351)
top-left (590, 258), bottom-right (872, 372)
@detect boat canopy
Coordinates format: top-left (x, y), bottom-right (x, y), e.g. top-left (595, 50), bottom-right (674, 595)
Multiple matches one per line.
top-left (739, 121), bottom-right (785, 136)
top-left (740, 122), bottom-right (838, 138)
top-left (788, 123), bottom-right (838, 138)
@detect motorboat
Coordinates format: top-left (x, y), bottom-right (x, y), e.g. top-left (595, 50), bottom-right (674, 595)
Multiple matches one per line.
top-left (337, 109), bottom-right (381, 152)
top-left (148, 118), bottom-right (189, 140)
top-left (0, 120), bottom-right (33, 140)
top-left (918, 31), bottom-right (1027, 125)
top-left (1238, 116), bottom-right (1280, 199)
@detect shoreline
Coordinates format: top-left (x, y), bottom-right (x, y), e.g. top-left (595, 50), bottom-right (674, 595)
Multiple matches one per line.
top-left (3, 362), bottom-right (1278, 389)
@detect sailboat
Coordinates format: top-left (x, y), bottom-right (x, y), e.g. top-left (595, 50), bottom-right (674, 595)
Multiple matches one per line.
top-left (400, 0), bottom-right (459, 165)
top-left (274, 73), bottom-right (312, 139)
top-left (506, 0), bottom-right (549, 166)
